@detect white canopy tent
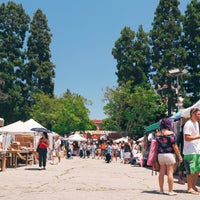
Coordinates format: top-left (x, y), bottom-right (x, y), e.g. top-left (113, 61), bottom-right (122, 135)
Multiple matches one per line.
top-left (181, 100), bottom-right (200, 118)
top-left (24, 118), bottom-right (55, 150)
top-left (0, 120), bottom-right (33, 133)
top-left (0, 119), bottom-right (50, 150)
top-left (24, 118), bottom-right (46, 129)
top-left (0, 120), bottom-right (34, 150)
top-left (0, 119), bottom-right (54, 150)
top-left (114, 137), bottom-right (128, 143)
top-left (65, 133), bottom-right (87, 142)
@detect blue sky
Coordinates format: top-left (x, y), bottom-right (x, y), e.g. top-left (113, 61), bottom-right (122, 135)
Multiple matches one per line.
top-left (2, 0), bottom-right (191, 120)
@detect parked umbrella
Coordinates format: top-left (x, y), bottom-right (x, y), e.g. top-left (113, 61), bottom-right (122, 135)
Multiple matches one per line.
top-left (31, 127), bottom-right (51, 133)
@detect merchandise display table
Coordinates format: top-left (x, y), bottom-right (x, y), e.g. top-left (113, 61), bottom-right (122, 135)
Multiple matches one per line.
top-left (0, 150), bottom-right (36, 171)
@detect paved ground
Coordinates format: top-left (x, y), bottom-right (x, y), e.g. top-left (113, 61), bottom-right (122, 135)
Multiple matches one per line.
top-left (0, 156), bottom-right (200, 200)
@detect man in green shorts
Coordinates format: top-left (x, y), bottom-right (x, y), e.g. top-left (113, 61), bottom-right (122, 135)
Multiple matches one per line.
top-left (183, 107), bottom-right (200, 194)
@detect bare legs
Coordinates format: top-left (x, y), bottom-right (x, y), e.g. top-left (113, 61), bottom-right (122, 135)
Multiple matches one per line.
top-left (186, 172), bottom-right (199, 192)
top-left (159, 164), bottom-right (174, 193)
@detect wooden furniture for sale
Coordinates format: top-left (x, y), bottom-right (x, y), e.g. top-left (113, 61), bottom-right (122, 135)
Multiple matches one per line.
top-left (0, 151), bottom-right (6, 171)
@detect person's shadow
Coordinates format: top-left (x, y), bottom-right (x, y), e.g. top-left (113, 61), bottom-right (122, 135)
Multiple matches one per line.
top-left (24, 167), bottom-right (41, 171)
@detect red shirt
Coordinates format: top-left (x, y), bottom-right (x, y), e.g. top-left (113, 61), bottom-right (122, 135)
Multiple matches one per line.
top-left (39, 138), bottom-right (48, 149)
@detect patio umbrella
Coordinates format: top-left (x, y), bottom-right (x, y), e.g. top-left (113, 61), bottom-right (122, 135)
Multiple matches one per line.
top-left (31, 127), bottom-right (51, 133)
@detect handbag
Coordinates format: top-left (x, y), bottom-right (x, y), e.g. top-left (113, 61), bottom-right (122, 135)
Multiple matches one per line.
top-left (147, 137), bottom-right (160, 175)
top-left (147, 138), bottom-right (158, 166)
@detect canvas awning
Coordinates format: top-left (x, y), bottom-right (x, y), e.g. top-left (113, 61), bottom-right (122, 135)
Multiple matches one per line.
top-left (169, 111), bottom-right (181, 120)
top-left (181, 100), bottom-right (200, 118)
top-left (145, 121), bottom-right (160, 133)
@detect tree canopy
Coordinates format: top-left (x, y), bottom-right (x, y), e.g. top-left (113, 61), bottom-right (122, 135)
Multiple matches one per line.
top-left (105, 0), bottom-right (200, 137)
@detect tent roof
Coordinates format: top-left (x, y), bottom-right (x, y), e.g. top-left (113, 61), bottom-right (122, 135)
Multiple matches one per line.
top-left (0, 120), bottom-right (33, 133)
top-left (24, 119), bottom-right (45, 129)
top-left (114, 137), bottom-right (128, 143)
top-left (66, 133), bottom-right (87, 141)
top-left (145, 121), bottom-right (160, 133)
top-left (181, 100), bottom-right (200, 118)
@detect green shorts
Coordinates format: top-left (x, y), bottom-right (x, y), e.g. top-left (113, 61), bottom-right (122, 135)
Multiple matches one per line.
top-left (184, 154), bottom-right (200, 174)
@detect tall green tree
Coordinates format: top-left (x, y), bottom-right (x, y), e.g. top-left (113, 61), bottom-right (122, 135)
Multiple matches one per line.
top-left (29, 90), bottom-right (95, 136)
top-left (0, 1), bottom-right (30, 123)
top-left (25, 9), bottom-right (55, 99)
top-left (103, 84), bottom-right (166, 138)
top-left (103, 85), bottom-right (127, 135)
top-left (183, 0), bottom-right (200, 104)
top-left (112, 25), bottom-right (151, 91)
top-left (149, 0), bottom-right (187, 115)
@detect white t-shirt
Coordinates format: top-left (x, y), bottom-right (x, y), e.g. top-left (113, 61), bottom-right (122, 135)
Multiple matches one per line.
top-left (54, 139), bottom-right (61, 151)
top-left (183, 119), bottom-right (200, 155)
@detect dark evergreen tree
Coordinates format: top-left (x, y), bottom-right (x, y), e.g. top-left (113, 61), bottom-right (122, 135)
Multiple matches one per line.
top-left (26, 9), bottom-right (55, 99)
top-left (0, 2), bottom-right (30, 123)
top-left (183, 0), bottom-right (200, 105)
top-left (112, 25), bottom-right (150, 91)
top-left (149, 0), bottom-right (187, 115)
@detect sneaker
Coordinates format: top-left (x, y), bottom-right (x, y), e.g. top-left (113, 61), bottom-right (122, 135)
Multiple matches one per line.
top-left (168, 191), bottom-right (177, 196)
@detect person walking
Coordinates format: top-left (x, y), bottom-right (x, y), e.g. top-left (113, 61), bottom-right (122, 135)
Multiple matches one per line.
top-left (38, 132), bottom-right (49, 170)
top-left (123, 139), bottom-right (132, 164)
top-left (105, 141), bottom-right (112, 163)
top-left (111, 141), bottom-right (119, 162)
top-left (157, 118), bottom-right (183, 195)
top-left (91, 142), bottom-right (97, 159)
top-left (119, 140), bottom-right (125, 163)
top-left (51, 134), bottom-right (61, 164)
top-left (183, 107), bottom-right (200, 195)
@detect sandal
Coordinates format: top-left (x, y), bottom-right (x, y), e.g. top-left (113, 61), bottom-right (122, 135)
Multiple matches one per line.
top-left (178, 178), bottom-right (185, 185)
top-left (194, 187), bottom-right (200, 192)
top-left (187, 190), bottom-right (199, 195)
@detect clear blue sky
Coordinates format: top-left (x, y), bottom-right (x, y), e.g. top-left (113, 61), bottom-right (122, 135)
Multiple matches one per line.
top-left (2, 0), bottom-right (190, 120)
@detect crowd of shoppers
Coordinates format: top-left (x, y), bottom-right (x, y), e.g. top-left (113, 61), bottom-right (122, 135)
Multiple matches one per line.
top-left (37, 107), bottom-right (200, 196)
top-left (69, 139), bottom-right (143, 165)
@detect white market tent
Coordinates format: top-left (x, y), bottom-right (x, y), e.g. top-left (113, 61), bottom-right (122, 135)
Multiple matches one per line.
top-left (24, 118), bottom-right (46, 129)
top-left (114, 137), bottom-right (128, 143)
top-left (0, 120), bottom-right (34, 150)
top-left (66, 133), bottom-right (87, 142)
top-left (0, 119), bottom-right (49, 150)
top-left (0, 120), bottom-right (33, 133)
top-left (24, 118), bottom-right (56, 150)
top-left (181, 100), bottom-right (200, 118)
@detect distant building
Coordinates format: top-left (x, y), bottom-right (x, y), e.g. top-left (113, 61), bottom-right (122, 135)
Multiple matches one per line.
top-left (92, 119), bottom-right (102, 130)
